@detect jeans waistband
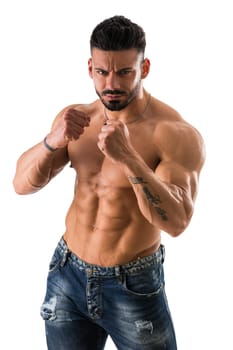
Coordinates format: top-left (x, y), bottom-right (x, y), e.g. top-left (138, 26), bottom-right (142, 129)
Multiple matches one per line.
top-left (57, 237), bottom-right (165, 276)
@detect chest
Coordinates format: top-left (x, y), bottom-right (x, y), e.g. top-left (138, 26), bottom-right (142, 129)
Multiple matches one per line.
top-left (68, 123), bottom-right (160, 185)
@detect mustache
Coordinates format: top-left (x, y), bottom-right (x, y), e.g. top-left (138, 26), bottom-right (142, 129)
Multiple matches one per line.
top-left (102, 90), bottom-right (126, 96)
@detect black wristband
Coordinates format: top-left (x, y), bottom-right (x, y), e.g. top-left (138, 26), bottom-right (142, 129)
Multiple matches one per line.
top-left (43, 136), bottom-right (58, 152)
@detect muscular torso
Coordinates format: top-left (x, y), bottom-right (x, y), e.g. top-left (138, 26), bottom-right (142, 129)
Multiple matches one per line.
top-left (63, 99), bottom-right (182, 266)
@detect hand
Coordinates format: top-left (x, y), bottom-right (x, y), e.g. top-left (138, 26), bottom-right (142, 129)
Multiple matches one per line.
top-left (46, 108), bottom-right (90, 149)
top-left (97, 120), bottom-right (131, 162)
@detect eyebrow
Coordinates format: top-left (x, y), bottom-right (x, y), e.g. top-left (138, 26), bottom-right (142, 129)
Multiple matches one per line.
top-left (94, 66), bottom-right (133, 72)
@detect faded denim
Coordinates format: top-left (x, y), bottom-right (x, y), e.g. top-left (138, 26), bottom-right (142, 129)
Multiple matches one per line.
top-left (40, 237), bottom-right (177, 349)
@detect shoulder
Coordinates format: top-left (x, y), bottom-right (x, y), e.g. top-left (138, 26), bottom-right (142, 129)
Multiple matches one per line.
top-left (156, 118), bottom-right (204, 145)
top-left (151, 97), bottom-right (203, 142)
top-left (151, 99), bottom-right (205, 171)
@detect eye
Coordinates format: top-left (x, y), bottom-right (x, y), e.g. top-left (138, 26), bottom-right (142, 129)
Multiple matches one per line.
top-left (95, 69), bottom-right (108, 76)
top-left (118, 69), bottom-right (131, 76)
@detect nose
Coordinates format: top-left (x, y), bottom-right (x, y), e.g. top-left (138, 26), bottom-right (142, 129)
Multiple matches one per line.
top-left (105, 71), bottom-right (120, 90)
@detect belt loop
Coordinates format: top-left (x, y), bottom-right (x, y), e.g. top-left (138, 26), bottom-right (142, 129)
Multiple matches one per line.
top-left (87, 267), bottom-right (92, 277)
top-left (161, 244), bottom-right (165, 263)
top-left (115, 266), bottom-right (120, 276)
top-left (60, 248), bottom-right (70, 267)
top-left (115, 266), bottom-right (122, 284)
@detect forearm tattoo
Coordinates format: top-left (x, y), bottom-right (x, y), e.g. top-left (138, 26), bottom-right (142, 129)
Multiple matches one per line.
top-left (128, 176), bottom-right (168, 221)
top-left (127, 176), bottom-right (147, 184)
top-left (142, 187), bottom-right (168, 221)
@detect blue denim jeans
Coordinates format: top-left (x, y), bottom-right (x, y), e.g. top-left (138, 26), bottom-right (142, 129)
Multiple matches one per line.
top-left (40, 238), bottom-right (177, 349)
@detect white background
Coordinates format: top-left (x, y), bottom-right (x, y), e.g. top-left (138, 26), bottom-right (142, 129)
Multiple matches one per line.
top-left (1, 0), bottom-right (232, 349)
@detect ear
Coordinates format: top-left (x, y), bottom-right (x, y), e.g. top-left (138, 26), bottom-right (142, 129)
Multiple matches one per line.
top-left (88, 58), bottom-right (93, 78)
top-left (141, 58), bottom-right (150, 79)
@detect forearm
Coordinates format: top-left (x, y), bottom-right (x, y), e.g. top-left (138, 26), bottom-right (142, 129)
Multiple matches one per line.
top-left (120, 154), bottom-right (193, 236)
top-left (13, 140), bottom-right (60, 195)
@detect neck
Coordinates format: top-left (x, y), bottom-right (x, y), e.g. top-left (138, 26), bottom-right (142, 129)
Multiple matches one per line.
top-left (104, 93), bottom-right (151, 125)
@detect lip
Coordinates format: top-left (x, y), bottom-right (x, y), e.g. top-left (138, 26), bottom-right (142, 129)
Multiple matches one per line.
top-left (105, 94), bottom-right (124, 99)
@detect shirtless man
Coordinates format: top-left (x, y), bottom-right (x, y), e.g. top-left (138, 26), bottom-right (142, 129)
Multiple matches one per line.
top-left (13, 15), bottom-right (205, 350)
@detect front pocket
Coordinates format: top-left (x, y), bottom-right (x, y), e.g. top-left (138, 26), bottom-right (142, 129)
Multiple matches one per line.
top-left (123, 265), bottom-right (164, 297)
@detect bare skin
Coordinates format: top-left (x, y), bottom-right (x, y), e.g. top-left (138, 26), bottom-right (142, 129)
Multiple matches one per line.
top-left (13, 48), bottom-right (205, 266)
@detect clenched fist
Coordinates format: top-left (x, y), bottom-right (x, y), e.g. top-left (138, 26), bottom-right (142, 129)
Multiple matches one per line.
top-left (46, 108), bottom-right (90, 149)
top-left (97, 120), bottom-right (132, 162)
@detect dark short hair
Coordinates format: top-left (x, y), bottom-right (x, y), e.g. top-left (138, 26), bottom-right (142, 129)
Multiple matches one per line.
top-left (90, 15), bottom-right (146, 54)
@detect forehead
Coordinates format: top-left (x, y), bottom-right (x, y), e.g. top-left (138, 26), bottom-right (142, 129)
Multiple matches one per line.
top-left (91, 48), bottom-right (143, 69)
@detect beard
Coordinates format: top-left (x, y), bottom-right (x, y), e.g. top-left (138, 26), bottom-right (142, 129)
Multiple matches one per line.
top-left (95, 82), bottom-right (141, 111)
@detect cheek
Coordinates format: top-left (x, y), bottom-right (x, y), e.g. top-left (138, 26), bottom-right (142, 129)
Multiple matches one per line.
top-left (129, 76), bottom-right (141, 90)
top-left (92, 78), bottom-right (104, 92)
top-left (92, 79), bottom-right (107, 97)
top-left (127, 70), bottom-right (141, 85)
top-left (92, 73), bottom-right (104, 85)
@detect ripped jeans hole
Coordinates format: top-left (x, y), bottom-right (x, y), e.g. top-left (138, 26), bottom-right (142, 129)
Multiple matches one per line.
top-left (40, 296), bottom-right (57, 321)
top-left (135, 320), bottom-right (154, 334)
